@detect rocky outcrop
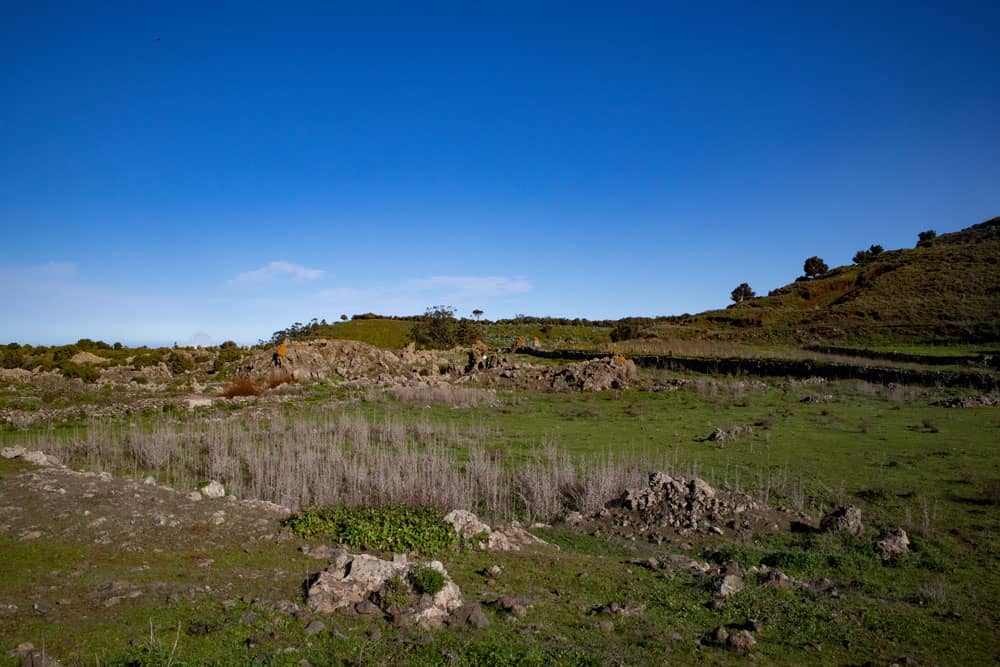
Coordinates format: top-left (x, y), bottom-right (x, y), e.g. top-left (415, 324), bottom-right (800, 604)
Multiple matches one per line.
top-left (820, 505), bottom-right (864, 536)
top-left (616, 472), bottom-right (759, 532)
top-left (874, 528), bottom-right (909, 561)
top-left (306, 550), bottom-right (462, 628)
top-left (707, 424), bottom-right (753, 443)
top-left (443, 510), bottom-right (550, 551)
top-left (932, 394), bottom-right (999, 408)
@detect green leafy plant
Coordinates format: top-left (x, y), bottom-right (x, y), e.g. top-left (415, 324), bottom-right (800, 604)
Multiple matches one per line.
top-left (283, 506), bottom-right (459, 553)
top-left (411, 565), bottom-right (446, 596)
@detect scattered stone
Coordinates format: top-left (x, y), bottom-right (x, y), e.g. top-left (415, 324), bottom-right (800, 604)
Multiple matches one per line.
top-left (485, 565), bottom-right (503, 578)
top-left (615, 472), bottom-right (759, 533)
top-left (18, 651), bottom-right (62, 667)
top-left (302, 544), bottom-right (339, 561)
top-left (707, 425), bottom-right (753, 443)
top-left (22, 451), bottom-right (50, 466)
top-left (820, 506), bottom-right (864, 536)
top-left (200, 480), bottom-right (226, 499)
top-left (712, 574), bottom-right (744, 597)
top-left (800, 394), bottom-right (834, 403)
top-left (348, 599), bottom-right (378, 616)
top-left (306, 552), bottom-right (462, 628)
top-left (1, 446), bottom-right (26, 459)
top-left (7, 643), bottom-right (33, 657)
top-left (450, 603), bottom-right (490, 629)
top-left (761, 570), bottom-right (797, 589)
top-left (20, 531), bottom-right (42, 541)
top-left (442, 510), bottom-right (491, 540)
top-left (303, 620), bottom-right (326, 635)
top-left (442, 510), bottom-right (550, 552)
top-left (726, 629), bottom-right (757, 652)
top-left (874, 528), bottom-right (910, 561)
top-left (187, 491), bottom-right (202, 502)
top-left (564, 511), bottom-right (585, 526)
top-left (932, 394), bottom-right (1000, 408)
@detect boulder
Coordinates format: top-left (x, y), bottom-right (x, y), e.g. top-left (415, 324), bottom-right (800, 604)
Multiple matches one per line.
top-left (443, 510), bottom-right (550, 552)
top-left (1, 446), bottom-right (26, 459)
top-left (726, 629), bottom-right (757, 652)
top-left (200, 480), bottom-right (226, 499)
top-left (712, 574), bottom-right (744, 597)
top-left (874, 528), bottom-right (909, 561)
top-left (306, 552), bottom-right (462, 628)
top-left (820, 506), bottom-right (863, 536)
top-left (443, 510), bottom-right (491, 540)
top-left (21, 451), bottom-right (50, 466)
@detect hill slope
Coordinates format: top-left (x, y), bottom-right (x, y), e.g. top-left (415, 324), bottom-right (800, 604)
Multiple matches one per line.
top-left (654, 217), bottom-right (1000, 345)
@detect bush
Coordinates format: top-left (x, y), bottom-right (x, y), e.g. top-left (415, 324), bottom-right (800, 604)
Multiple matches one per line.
top-left (0, 349), bottom-right (25, 369)
top-left (60, 362), bottom-right (100, 383)
top-left (166, 351), bottom-right (194, 375)
top-left (283, 506), bottom-right (458, 553)
top-left (411, 566), bottom-right (446, 596)
top-left (610, 322), bottom-right (642, 342)
top-left (730, 282), bottom-right (755, 303)
top-left (219, 377), bottom-right (262, 398)
top-left (917, 229), bottom-right (937, 247)
top-left (411, 306), bottom-right (462, 349)
top-left (132, 351), bottom-right (165, 369)
top-left (803, 256), bottom-right (829, 278)
top-left (853, 244), bottom-right (884, 264)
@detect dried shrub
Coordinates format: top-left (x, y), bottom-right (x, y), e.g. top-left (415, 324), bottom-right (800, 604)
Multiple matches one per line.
top-left (265, 370), bottom-right (294, 389)
top-left (219, 377), bottom-right (262, 398)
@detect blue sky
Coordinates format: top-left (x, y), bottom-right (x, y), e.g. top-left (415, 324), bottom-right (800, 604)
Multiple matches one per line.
top-left (3, 2), bottom-right (998, 346)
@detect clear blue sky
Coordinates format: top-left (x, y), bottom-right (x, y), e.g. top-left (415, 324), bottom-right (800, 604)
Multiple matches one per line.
top-left (3, 2), bottom-right (998, 345)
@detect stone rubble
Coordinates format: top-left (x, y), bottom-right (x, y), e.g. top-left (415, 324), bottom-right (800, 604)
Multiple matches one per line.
top-left (306, 549), bottom-right (463, 628)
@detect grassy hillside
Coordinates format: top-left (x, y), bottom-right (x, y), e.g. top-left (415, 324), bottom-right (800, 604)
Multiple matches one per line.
top-left (649, 217), bottom-right (1000, 346)
top-left (301, 319), bottom-right (416, 349)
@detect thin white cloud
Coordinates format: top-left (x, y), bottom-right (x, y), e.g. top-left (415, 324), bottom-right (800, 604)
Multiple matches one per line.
top-left (1, 261), bottom-right (77, 283)
top-left (229, 260), bottom-right (325, 285)
top-left (248, 274), bottom-right (533, 321)
top-left (405, 275), bottom-right (532, 301)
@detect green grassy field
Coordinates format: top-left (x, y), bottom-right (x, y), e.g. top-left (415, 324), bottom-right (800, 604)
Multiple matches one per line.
top-left (2, 367), bottom-right (998, 665)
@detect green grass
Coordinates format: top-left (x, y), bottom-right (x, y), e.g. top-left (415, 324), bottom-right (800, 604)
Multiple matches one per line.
top-left (302, 318), bottom-right (415, 349)
top-left (3, 369), bottom-right (999, 665)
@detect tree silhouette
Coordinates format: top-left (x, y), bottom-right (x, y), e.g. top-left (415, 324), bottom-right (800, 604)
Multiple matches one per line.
top-left (803, 256), bottom-right (829, 278)
top-left (730, 283), bottom-right (755, 303)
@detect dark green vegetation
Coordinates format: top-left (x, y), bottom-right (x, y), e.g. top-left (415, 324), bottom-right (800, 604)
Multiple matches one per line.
top-left (284, 507), bottom-right (459, 554)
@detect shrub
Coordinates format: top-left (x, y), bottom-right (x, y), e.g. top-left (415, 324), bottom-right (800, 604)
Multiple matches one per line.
top-left (283, 506), bottom-right (458, 553)
top-left (411, 306), bottom-right (460, 349)
top-left (853, 244), bottom-right (884, 264)
top-left (411, 566), bottom-right (446, 596)
top-left (730, 282), bottom-right (755, 303)
top-left (265, 369), bottom-right (294, 389)
top-left (917, 229), bottom-right (937, 247)
top-left (60, 362), bottom-right (100, 383)
top-left (219, 377), bottom-right (262, 398)
top-left (803, 256), bottom-right (829, 278)
top-left (1, 349), bottom-right (25, 369)
top-left (166, 351), bottom-right (194, 375)
top-left (610, 321), bottom-right (642, 342)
